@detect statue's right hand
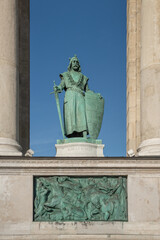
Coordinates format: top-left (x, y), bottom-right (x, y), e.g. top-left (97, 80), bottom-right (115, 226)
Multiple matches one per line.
top-left (54, 85), bottom-right (61, 93)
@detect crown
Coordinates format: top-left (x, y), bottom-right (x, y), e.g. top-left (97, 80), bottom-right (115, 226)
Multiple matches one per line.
top-left (69, 54), bottom-right (79, 62)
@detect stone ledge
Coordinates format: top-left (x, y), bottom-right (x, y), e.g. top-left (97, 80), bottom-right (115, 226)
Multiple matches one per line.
top-left (1, 222), bottom-right (160, 239)
top-left (0, 157), bottom-right (160, 169)
top-left (0, 157), bottom-right (160, 175)
top-left (0, 234), bottom-right (160, 240)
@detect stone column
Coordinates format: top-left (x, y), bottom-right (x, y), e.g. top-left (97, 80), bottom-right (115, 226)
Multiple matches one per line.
top-left (126, 0), bottom-right (141, 154)
top-left (0, 0), bottom-right (22, 155)
top-left (137, 0), bottom-right (160, 155)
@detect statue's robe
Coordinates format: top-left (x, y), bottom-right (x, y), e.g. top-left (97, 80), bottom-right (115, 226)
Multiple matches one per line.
top-left (59, 71), bottom-right (88, 137)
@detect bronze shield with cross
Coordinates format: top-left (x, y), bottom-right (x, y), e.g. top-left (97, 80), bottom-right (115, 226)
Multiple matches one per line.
top-left (85, 91), bottom-right (104, 139)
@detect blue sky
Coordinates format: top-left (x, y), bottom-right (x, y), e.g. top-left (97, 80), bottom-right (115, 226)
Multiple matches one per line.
top-left (30, 0), bottom-right (126, 157)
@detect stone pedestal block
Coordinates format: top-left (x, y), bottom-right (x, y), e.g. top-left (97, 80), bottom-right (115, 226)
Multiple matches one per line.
top-left (55, 142), bottom-right (104, 157)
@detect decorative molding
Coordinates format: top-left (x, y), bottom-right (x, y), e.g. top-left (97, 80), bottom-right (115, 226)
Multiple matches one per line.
top-left (0, 157), bottom-right (160, 175)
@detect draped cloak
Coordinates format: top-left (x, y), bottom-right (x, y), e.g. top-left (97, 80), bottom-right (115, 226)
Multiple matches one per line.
top-left (59, 71), bottom-right (88, 137)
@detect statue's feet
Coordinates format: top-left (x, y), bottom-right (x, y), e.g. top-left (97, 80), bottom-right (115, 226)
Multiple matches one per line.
top-left (83, 131), bottom-right (87, 138)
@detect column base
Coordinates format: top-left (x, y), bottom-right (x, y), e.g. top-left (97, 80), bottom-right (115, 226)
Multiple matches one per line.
top-left (55, 142), bottom-right (104, 157)
top-left (0, 137), bottom-right (22, 156)
top-left (137, 138), bottom-right (160, 156)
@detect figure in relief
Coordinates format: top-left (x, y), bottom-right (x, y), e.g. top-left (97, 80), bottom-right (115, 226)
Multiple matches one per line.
top-left (52, 55), bottom-right (104, 140)
top-left (34, 176), bottom-right (127, 222)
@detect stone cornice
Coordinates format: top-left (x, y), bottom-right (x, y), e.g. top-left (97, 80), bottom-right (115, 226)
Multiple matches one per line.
top-left (0, 157), bottom-right (160, 175)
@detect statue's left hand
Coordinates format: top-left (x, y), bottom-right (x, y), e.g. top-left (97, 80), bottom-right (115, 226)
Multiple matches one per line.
top-left (97, 93), bottom-right (103, 99)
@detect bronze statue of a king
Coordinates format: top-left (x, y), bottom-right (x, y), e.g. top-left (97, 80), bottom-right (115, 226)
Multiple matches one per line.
top-left (53, 55), bottom-right (104, 140)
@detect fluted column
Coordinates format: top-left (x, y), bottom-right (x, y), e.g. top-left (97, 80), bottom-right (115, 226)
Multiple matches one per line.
top-left (0, 0), bottom-right (22, 155)
top-left (126, 0), bottom-right (141, 154)
top-left (137, 0), bottom-right (160, 155)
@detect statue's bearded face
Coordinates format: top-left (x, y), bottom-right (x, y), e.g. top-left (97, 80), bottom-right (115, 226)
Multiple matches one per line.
top-left (71, 58), bottom-right (80, 71)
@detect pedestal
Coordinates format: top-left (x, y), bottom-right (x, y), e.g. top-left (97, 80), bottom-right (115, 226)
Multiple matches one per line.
top-left (55, 138), bottom-right (104, 157)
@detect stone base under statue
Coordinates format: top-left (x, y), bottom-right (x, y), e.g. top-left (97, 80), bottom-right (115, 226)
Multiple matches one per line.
top-left (55, 138), bottom-right (104, 157)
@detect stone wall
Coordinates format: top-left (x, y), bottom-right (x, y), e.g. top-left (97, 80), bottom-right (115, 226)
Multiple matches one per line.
top-left (0, 157), bottom-right (160, 239)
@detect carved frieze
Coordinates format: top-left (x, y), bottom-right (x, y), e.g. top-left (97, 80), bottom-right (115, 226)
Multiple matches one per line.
top-left (34, 176), bottom-right (127, 221)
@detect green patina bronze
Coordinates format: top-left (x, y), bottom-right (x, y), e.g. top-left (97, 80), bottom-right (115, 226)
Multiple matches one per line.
top-left (52, 55), bottom-right (104, 140)
top-left (34, 176), bottom-right (127, 222)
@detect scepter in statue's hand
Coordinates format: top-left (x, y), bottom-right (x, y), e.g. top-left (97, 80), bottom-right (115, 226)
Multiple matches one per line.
top-left (50, 81), bottom-right (65, 139)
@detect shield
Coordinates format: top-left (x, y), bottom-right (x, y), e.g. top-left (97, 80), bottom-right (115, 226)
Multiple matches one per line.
top-left (85, 91), bottom-right (104, 139)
